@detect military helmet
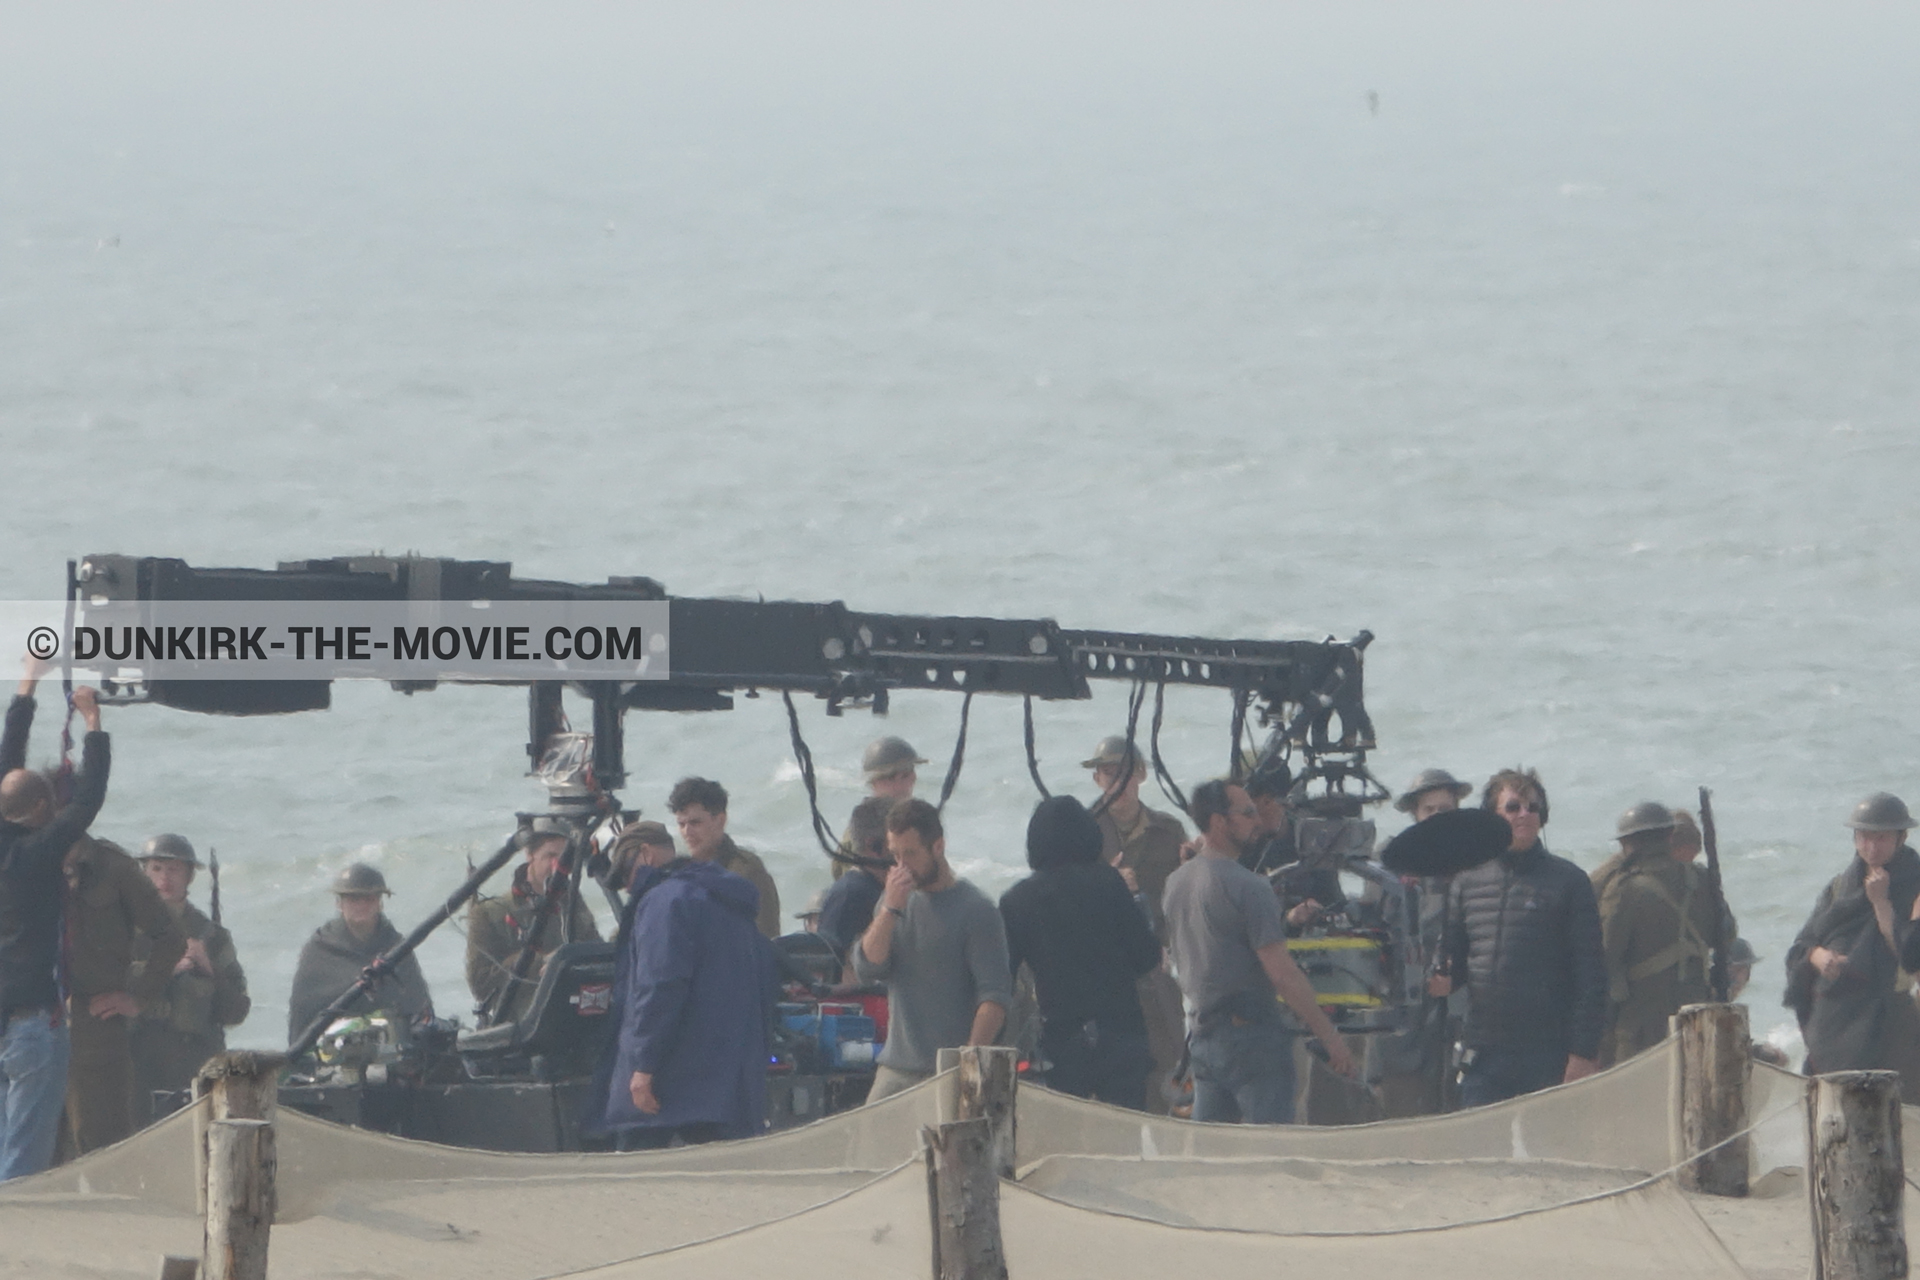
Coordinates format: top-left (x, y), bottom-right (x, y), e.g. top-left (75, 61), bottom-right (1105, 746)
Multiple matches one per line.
top-left (1394, 768), bottom-right (1474, 815)
top-left (1727, 936), bottom-right (1758, 968)
top-left (139, 832), bottom-right (200, 867)
top-left (1080, 735), bottom-right (1146, 772)
top-left (861, 735), bottom-right (926, 782)
top-left (1846, 792), bottom-right (1916, 832)
top-left (518, 815), bottom-right (573, 850)
top-left (795, 889), bottom-right (826, 920)
top-left (331, 863), bottom-right (391, 896)
top-left (1615, 801), bottom-right (1677, 840)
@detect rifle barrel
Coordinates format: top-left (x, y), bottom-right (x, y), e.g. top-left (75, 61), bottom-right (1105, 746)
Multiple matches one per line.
top-left (1700, 787), bottom-right (1730, 1003)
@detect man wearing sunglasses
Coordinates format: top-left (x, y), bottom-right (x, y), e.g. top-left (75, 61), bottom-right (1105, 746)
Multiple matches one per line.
top-left (1433, 768), bottom-right (1606, 1107)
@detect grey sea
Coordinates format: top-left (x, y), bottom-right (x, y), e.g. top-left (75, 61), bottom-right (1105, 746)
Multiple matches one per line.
top-left (3, 1), bottom-right (1918, 1057)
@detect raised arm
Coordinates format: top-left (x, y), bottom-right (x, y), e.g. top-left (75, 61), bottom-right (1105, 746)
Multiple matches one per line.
top-left (0, 655), bottom-right (49, 775)
top-left (29, 688), bottom-right (109, 864)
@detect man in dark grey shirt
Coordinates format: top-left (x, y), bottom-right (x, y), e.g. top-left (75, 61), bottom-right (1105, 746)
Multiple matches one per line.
top-left (853, 799), bottom-right (1012, 1103)
top-left (1163, 779), bottom-right (1354, 1124)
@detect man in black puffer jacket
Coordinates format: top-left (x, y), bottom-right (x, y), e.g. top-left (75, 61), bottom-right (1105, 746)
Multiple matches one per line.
top-left (1000, 796), bottom-right (1163, 1109)
top-left (1436, 768), bottom-right (1606, 1107)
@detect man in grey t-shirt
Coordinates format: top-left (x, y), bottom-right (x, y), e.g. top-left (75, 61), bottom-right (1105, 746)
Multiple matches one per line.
top-left (853, 799), bottom-right (1012, 1103)
top-left (1163, 779), bottom-right (1355, 1123)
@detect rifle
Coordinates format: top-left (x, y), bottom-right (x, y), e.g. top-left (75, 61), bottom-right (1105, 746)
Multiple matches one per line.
top-left (1699, 787), bottom-right (1730, 1002)
top-left (209, 848), bottom-right (221, 929)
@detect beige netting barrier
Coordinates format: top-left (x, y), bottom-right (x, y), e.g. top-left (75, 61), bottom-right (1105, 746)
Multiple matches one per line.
top-left (553, 1159), bottom-right (1752, 1280)
top-left (0, 1043), bottom-right (1901, 1280)
top-left (0, 1067), bottom-right (950, 1219)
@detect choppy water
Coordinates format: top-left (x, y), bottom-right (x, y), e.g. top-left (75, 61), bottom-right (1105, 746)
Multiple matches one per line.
top-left (4, 1), bottom-right (1919, 1053)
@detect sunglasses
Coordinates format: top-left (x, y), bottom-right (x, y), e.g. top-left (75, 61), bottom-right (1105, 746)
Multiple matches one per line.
top-left (1499, 801), bottom-right (1543, 816)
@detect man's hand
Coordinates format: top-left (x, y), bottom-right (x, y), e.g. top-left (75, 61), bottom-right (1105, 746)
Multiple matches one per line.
top-left (89, 991), bottom-right (140, 1019)
top-left (881, 862), bottom-right (914, 913)
top-left (1866, 867), bottom-right (1891, 907)
top-left (1116, 864), bottom-right (1140, 894)
top-left (71, 685), bottom-right (101, 732)
top-left (629, 1071), bottom-right (660, 1115)
top-left (1320, 1037), bottom-right (1358, 1078)
top-left (175, 938), bottom-right (212, 977)
top-left (1426, 974), bottom-right (1453, 998)
top-left (18, 654), bottom-right (51, 696)
top-left (1810, 946), bottom-right (1848, 980)
top-left (1286, 899), bottom-right (1323, 929)
top-left (1563, 1054), bottom-right (1599, 1084)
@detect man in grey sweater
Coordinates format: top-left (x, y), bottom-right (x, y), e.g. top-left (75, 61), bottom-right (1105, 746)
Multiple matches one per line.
top-left (853, 799), bottom-right (1012, 1103)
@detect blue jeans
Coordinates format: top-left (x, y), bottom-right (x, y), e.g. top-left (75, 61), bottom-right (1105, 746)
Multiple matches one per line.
top-left (1458, 1043), bottom-right (1566, 1109)
top-left (1189, 1019), bottom-right (1296, 1124)
top-left (0, 1010), bottom-right (71, 1181)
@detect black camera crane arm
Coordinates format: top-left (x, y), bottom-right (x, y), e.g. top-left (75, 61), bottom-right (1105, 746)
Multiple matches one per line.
top-left (76, 554), bottom-right (1377, 792)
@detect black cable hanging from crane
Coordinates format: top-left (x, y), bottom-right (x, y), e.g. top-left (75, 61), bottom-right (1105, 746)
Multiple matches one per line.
top-left (936, 691), bottom-right (973, 812)
top-left (781, 691), bottom-right (885, 871)
top-left (1022, 695), bottom-right (1052, 799)
top-left (1089, 679), bottom-right (1148, 820)
top-left (1227, 687), bottom-right (1251, 779)
top-left (1149, 682), bottom-right (1191, 815)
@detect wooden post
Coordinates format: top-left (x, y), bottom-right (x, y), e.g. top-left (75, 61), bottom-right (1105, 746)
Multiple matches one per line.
top-left (955, 1046), bottom-right (1018, 1179)
top-left (156, 1259), bottom-right (199, 1280)
top-left (204, 1118), bottom-right (274, 1280)
top-left (1807, 1070), bottom-right (1906, 1280)
top-left (192, 1052), bottom-right (285, 1217)
top-left (1673, 1002), bottom-right (1750, 1197)
top-left (923, 1118), bottom-right (1008, 1280)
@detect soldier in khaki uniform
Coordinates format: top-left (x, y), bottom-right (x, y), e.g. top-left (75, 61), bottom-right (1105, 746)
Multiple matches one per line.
top-left (62, 834), bottom-right (186, 1154)
top-left (130, 835), bottom-right (250, 1122)
top-left (831, 737), bottom-right (925, 881)
top-left (467, 820), bottom-right (601, 1026)
top-left (1594, 802), bottom-right (1736, 1066)
top-left (1084, 736), bottom-right (1188, 1115)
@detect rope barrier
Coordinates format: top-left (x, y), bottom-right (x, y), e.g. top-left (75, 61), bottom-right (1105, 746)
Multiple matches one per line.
top-left (1045, 1097), bottom-right (1807, 1240)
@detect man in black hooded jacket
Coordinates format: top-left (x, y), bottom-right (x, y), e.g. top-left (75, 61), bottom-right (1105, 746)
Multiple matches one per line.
top-left (1000, 796), bottom-right (1163, 1109)
top-left (1435, 768), bottom-right (1606, 1107)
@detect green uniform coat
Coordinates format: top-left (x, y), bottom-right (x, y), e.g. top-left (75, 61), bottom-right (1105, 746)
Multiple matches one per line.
top-left (287, 915), bottom-right (434, 1044)
top-left (130, 901), bottom-right (250, 1117)
top-left (713, 836), bottom-right (782, 939)
top-left (62, 837), bottom-right (188, 1154)
top-left (1595, 852), bottom-right (1735, 1065)
top-left (465, 867), bottom-right (602, 1025)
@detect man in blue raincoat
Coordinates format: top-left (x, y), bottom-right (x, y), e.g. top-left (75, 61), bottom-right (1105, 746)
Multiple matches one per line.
top-left (587, 856), bottom-right (778, 1148)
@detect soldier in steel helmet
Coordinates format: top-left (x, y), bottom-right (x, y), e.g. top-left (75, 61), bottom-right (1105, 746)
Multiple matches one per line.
top-left (130, 835), bottom-right (251, 1123)
top-left (286, 863), bottom-right (434, 1045)
top-left (466, 818), bottom-right (600, 1027)
top-left (1594, 802), bottom-right (1737, 1066)
top-left (1788, 793), bottom-right (1920, 1098)
top-left (831, 737), bottom-right (926, 881)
